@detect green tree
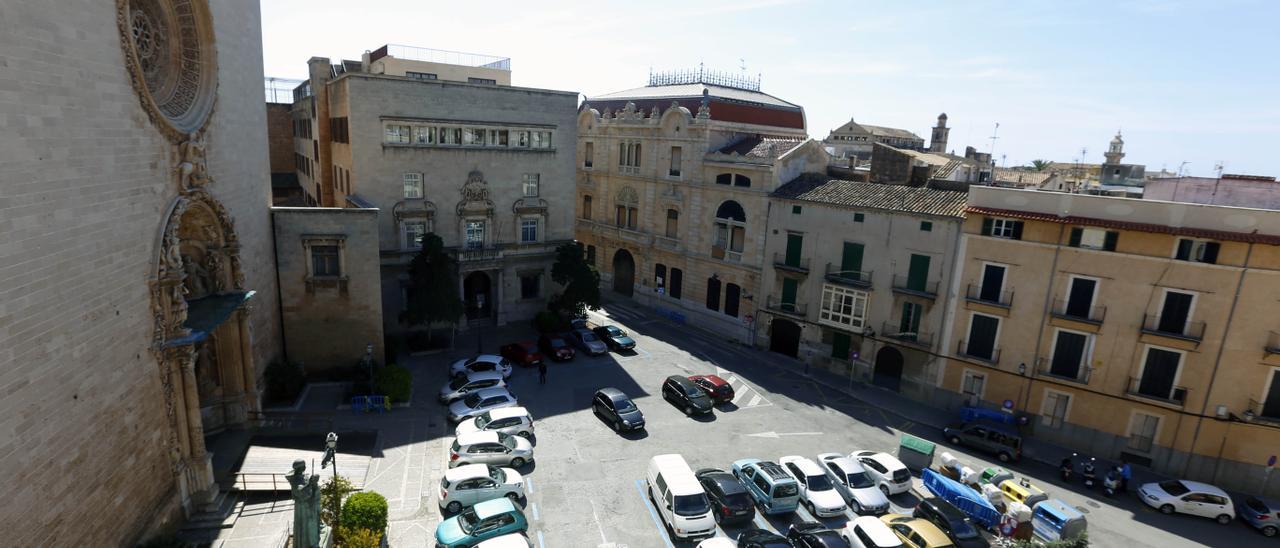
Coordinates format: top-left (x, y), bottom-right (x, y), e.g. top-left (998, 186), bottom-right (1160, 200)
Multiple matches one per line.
top-left (320, 475), bottom-right (356, 528)
top-left (400, 233), bottom-right (464, 344)
top-left (1030, 159), bottom-right (1052, 171)
top-left (549, 242), bottom-right (601, 319)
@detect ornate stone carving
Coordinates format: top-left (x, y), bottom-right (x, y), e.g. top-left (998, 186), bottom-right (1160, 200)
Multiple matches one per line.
top-left (116, 0), bottom-right (218, 142)
top-left (152, 191), bottom-right (243, 350)
top-left (205, 252), bottom-right (225, 293)
top-left (617, 186), bottom-right (640, 205)
top-left (176, 131), bottom-right (211, 191)
top-left (456, 170), bottom-right (495, 216)
top-left (182, 255), bottom-right (210, 298)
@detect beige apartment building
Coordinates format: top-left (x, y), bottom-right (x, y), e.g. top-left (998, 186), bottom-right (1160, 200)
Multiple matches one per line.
top-left (940, 186), bottom-right (1280, 496)
top-left (574, 72), bottom-right (828, 341)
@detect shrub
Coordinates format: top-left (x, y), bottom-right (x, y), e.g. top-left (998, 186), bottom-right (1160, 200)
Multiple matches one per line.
top-left (263, 360), bottom-right (305, 404)
top-left (321, 475), bottom-right (356, 528)
top-left (374, 364), bottom-right (412, 403)
top-left (336, 525), bottom-right (381, 548)
top-left (533, 310), bottom-right (564, 333)
top-left (340, 491), bottom-right (389, 533)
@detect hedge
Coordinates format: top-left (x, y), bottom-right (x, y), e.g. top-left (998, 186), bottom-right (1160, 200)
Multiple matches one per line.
top-left (374, 364), bottom-right (412, 403)
top-left (340, 491), bottom-right (388, 533)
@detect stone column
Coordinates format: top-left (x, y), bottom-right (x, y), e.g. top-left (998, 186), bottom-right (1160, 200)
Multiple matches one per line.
top-left (236, 305), bottom-right (260, 416)
top-left (167, 346), bottom-right (193, 461)
top-left (179, 350), bottom-right (206, 461)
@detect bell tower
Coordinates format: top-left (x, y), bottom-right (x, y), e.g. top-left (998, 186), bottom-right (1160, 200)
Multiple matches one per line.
top-left (1105, 131), bottom-right (1125, 164)
top-left (929, 113), bottom-right (950, 153)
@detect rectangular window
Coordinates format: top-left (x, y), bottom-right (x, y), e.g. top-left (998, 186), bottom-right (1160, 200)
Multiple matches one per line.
top-left (582, 195), bottom-right (593, 220)
top-left (463, 128), bottom-right (486, 145)
top-left (819, 284), bottom-right (868, 330)
top-left (666, 209), bottom-right (678, 238)
top-left (965, 314), bottom-right (1000, 361)
top-left (627, 207), bottom-right (638, 230)
top-left (1069, 227), bottom-right (1119, 251)
top-left (330, 117), bottom-right (349, 143)
top-left (515, 131), bottom-right (530, 147)
top-left (669, 146), bottom-right (682, 177)
top-left (520, 273), bottom-right (541, 298)
top-left (1127, 412), bottom-right (1161, 453)
top-left (384, 124), bottom-right (411, 144)
top-left (1041, 391), bottom-right (1071, 429)
top-left (978, 263), bottom-right (1006, 303)
top-left (1138, 347), bottom-right (1183, 401)
top-left (1175, 238), bottom-right (1220, 264)
top-left (465, 221), bottom-right (485, 249)
top-left (906, 254), bottom-right (931, 292)
top-left (520, 218), bottom-right (538, 243)
top-left (311, 245), bottom-right (340, 277)
top-left (854, 213), bottom-right (865, 223)
top-left (403, 173), bottom-right (423, 199)
top-left (961, 370), bottom-right (985, 402)
top-left (1049, 330), bottom-right (1090, 380)
top-left (531, 131), bottom-right (544, 149)
top-left (522, 173), bottom-right (539, 197)
top-left (1064, 277), bottom-right (1098, 319)
top-left (496, 130), bottom-right (508, 146)
top-left (792, 205), bottom-right (802, 215)
top-left (920, 221), bottom-right (933, 232)
top-left (616, 205), bottom-right (626, 227)
top-left (584, 142), bottom-right (594, 168)
top-left (982, 218), bottom-right (1023, 239)
top-left (1261, 369), bottom-right (1280, 419)
top-left (406, 71), bottom-right (437, 80)
top-left (412, 126), bottom-right (434, 144)
top-left (468, 77), bottom-right (497, 85)
top-left (1157, 290), bottom-right (1195, 335)
top-left (899, 302), bottom-right (922, 340)
top-left (403, 221), bottom-right (426, 250)
top-left (669, 268), bottom-right (683, 299)
top-left (586, 245), bottom-right (596, 265)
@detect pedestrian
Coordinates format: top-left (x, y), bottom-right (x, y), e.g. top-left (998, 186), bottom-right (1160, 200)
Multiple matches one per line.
top-left (1120, 462), bottom-right (1132, 492)
top-left (538, 361), bottom-right (547, 385)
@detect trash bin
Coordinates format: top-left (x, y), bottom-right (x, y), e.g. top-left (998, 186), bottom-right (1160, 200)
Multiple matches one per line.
top-left (897, 434), bottom-right (936, 472)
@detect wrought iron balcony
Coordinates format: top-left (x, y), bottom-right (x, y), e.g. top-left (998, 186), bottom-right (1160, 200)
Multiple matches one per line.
top-left (1127, 376), bottom-right (1187, 406)
top-left (1035, 356), bottom-right (1092, 385)
top-left (1141, 314), bottom-right (1205, 342)
top-left (1050, 298), bottom-right (1106, 324)
top-left (966, 284), bottom-right (1014, 308)
top-left (880, 321), bottom-right (932, 348)
top-left (454, 245), bottom-right (503, 262)
top-left (773, 253), bottom-right (810, 273)
top-left (956, 339), bottom-right (1001, 364)
top-left (766, 295), bottom-right (806, 318)
top-left (826, 264), bottom-right (872, 288)
top-left (891, 275), bottom-right (939, 299)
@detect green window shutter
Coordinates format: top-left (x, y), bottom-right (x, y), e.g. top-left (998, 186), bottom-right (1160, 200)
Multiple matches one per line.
top-left (854, 213), bottom-right (865, 223)
top-left (781, 278), bottom-right (798, 307)
top-left (832, 332), bottom-right (852, 359)
top-left (907, 254), bottom-right (930, 292)
top-left (921, 221), bottom-right (933, 232)
top-left (1068, 228), bottom-right (1083, 247)
top-left (981, 217), bottom-right (994, 236)
top-left (1104, 231), bottom-right (1119, 251)
top-left (841, 242), bottom-right (864, 275)
top-left (792, 205), bottom-right (802, 215)
top-left (785, 233), bottom-right (804, 267)
top-left (1011, 221), bottom-right (1024, 240)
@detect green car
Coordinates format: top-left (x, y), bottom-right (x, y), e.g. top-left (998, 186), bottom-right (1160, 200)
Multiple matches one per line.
top-left (435, 497), bottom-right (528, 548)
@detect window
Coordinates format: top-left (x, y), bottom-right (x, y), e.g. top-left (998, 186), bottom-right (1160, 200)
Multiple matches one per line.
top-left (615, 205), bottom-right (626, 227)
top-left (515, 131), bottom-right (529, 147)
top-left (920, 221), bottom-right (933, 232)
top-left (531, 131), bottom-right (545, 149)
top-left (705, 277), bottom-right (721, 311)
top-left (582, 195), bottom-right (593, 220)
top-left (1049, 329), bottom-right (1091, 381)
top-left (898, 302), bottom-right (923, 340)
top-left (520, 273), bottom-right (541, 298)
top-left (669, 268), bottom-right (683, 299)
top-left (522, 173), bottom-right (539, 197)
top-left (654, 264), bottom-right (666, 293)
top-left (384, 124), bottom-right (411, 144)
top-left (734, 174), bottom-right (752, 188)
top-left (463, 128), bottom-right (485, 145)
top-left (586, 245), bottom-right (596, 265)
top-left (715, 173), bottom-right (733, 185)
top-left (584, 142), bottom-right (594, 168)
top-left (905, 254), bottom-right (931, 293)
top-left (468, 77), bottom-right (497, 85)
top-left (619, 142), bottom-right (641, 173)
top-left (665, 209), bottom-right (679, 238)
top-left (520, 218), bottom-right (538, 243)
top-left (406, 71), bottom-right (437, 80)
top-left (1156, 289), bottom-right (1195, 336)
top-left (669, 146), bottom-right (682, 177)
top-left (465, 220), bottom-right (485, 249)
top-left (792, 205), bottom-right (802, 215)
top-left (1175, 238), bottom-right (1220, 264)
top-left (1137, 347), bottom-right (1184, 402)
top-left (1127, 412), bottom-right (1161, 453)
top-left (854, 213), bottom-right (865, 223)
top-left (329, 117), bottom-right (349, 143)
top-left (819, 285), bottom-right (868, 330)
top-left (1069, 227), bottom-right (1119, 251)
top-left (311, 245), bottom-right (340, 277)
top-left (403, 172), bottom-right (423, 199)
top-left (1063, 276), bottom-right (1098, 319)
top-left (961, 370), bottom-right (985, 402)
top-left (1262, 369), bottom-right (1280, 419)
top-left (977, 263), bottom-right (1006, 303)
top-left (714, 201), bottom-right (747, 260)
top-left (402, 221), bottom-right (427, 250)
top-left (494, 129), bottom-right (508, 146)
top-left (965, 313), bottom-right (1000, 361)
top-left (626, 207), bottom-right (637, 229)
top-left (724, 283), bottom-right (741, 317)
top-left (982, 217), bottom-right (1023, 240)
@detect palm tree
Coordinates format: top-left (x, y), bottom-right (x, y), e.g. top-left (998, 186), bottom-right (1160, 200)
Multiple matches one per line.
top-left (1030, 159), bottom-right (1051, 172)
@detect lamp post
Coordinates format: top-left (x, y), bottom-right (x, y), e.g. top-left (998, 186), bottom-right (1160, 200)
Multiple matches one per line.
top-left (321, 432), bottom-right (339, 530)
top-left (363, 343), bottom-right (375, 388)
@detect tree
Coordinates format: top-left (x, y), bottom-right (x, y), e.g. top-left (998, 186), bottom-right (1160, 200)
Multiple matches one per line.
top-left (1030, 159), bottom-right (1052, 172)
top-left (400, 233), bottom-right (464, 344)
top-left (549, 242), bottom-right (601, 319)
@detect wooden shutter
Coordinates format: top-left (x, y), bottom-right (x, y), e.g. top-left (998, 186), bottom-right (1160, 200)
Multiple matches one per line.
top-left (1011, 221), bottom-right (1024, 240)
top-left (1104, 231), bottom-right (1119, 251)
top-left (1068, 228), bottom-right (1083, 247)
top-left (981, 217), bottom-right (994, 236)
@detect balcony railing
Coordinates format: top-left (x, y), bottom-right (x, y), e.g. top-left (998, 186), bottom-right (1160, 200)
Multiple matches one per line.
top-left (881, 321), bottom-right (933, 348)
top-left (1246, 398), bottom-right (1280, 423)
top-left (965, 284), bottom-right (1014, 308)
top-left (711, 245), bottom-right (742, 263)
top-left (1266, 331), bottom-right (1280, 355)
top-left (891, 275), bottom-right (940, 299)
top-left (654, 235), bottom-right (679, 251)
top-left (957, 339), bottom-right (1001, 364)
top-left (773, 253), bottom-right (810, 273)
top-left (1050, 298), bottom-right (1107, 324)
top-left (1140, 314), bottom-right (1206, 342)
top-left (1035, 356), bottom-right (1091, 385)
top-left (1127, 376), bottom-right (1187, 406)
top-left (454, 245), bottom-right (502, 262)
top-left (826, 264), bottom-right (873, 288)
top-left (766, 296), bottom-right (806, 317)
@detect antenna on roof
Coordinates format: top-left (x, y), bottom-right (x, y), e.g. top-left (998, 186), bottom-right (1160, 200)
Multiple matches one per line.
top-left (987, 122), bottom-right (1000, 160)
top-left (739, 58), bottom-right (747, 73)
top-left (1214, 161), bottom-right (1225, 178)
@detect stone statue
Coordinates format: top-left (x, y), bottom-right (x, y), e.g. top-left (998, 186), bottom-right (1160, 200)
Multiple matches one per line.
top-left (182, 255), bottom-right (210, 298)
top-left (204, 252), bottom-right (224, 293)
top-left (176, 131), bottom-right (210, 190)
top-left (163, 231), bottom-right (183, 278)
top-left (287, 459), bottom-right (322, 548)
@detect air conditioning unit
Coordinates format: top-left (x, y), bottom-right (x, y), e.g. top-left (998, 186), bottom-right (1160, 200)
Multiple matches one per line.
top-left (1215, 405), bottom-right (1229, 419)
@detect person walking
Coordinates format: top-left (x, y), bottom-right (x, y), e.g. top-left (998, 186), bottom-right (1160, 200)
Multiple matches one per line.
top-left (538, 361), bottom-right (547, 385)
top-left (1120, 462), bottom-right (1132, 492)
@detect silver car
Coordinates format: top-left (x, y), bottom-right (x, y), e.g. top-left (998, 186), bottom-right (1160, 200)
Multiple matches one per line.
top-left (438, 370), bottom-right (506, 403)
top-left (449, 354), bottom-right (514, 379)
top-left (448, 387), bottom-right (518, 422)
top-left (569, 328), bottom-right (608, 355)
top-left (456, 406), bottom-right (535, 439)
top-left (817, 453), bottom-right (890, 514)
top-left (449, 431), bottom-right (534, 469)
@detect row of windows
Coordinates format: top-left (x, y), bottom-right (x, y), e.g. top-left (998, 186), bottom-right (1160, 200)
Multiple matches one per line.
top-left (293, 118), bottom-right (313, 139)
top-left (333, 166), bottom-right (350, 195)
top-left (384, 123), bottom-right (553, 149)
top-left (398, 217), bottom-right (543, 251)
top-left (582, 141), bottom-right (685, 178)
top-left (983, 216), bottom-right (1221, 264)
top-left (401, 172), bottom-right (540, 199)
top-left (295, 153), bottom-right (313, 178)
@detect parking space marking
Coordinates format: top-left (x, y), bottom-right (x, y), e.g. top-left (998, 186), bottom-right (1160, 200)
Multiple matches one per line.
top-left (747, 394), bottom-right (763, 407)
top-left (633, 479), bottom-right (677, 548)
top-left (531, 502), bottom-right (540, 521)
top-left (589, 498), bottom-right (609, 544)
top-left (526, 478), bottom-right (534, 495)
top-left (537, 529), bottom-right (546, 548)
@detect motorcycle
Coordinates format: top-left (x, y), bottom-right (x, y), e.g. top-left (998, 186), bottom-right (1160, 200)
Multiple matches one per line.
top-left (1059, 454), bottom-right (1075, 483)
top-left (1103, 467), bottom-right (1121, 497)
top-left (1081, 457), bottom-right (1097, 490)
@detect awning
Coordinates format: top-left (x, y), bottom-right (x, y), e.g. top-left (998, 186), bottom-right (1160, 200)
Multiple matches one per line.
top-left (165, 290), bottom-right (255, 347)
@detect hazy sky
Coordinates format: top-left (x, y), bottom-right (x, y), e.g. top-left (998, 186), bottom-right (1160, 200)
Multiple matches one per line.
top-left (261, 0), bottom-right (1279, 177)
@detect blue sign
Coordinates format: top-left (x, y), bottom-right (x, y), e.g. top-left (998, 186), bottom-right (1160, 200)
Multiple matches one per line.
top-left (1002, 399), bottom-right (1015, 410)
top-left (1269, 455), bottom-right (1277, 468)
top-left (850, 350), bottom-right (860, 361)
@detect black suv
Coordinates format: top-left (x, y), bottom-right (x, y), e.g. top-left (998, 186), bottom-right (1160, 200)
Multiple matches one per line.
top-left (914, 497), bottom-right (989, 548)
top-left (662, 375), bottom-right (713, 415)
top-left (695, 468), bottom-right (755, 525)
top-left (737, 529), bottom-right (792, 548)
top-left (592, 387), bottom-right (644, 431)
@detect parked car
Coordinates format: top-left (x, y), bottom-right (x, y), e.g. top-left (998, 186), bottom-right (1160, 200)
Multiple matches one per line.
top-left (449, 431), bottom-right (533, 468)
top-left (569, 317), bottom-right (589, 331)
top-left (780, 456), bottom-right (847, 518)
top-left (942, 421), bottom-right (1022, 463)
top-left (474, 533), bottom-right (533, 548)
top-left (592, 325), bottom-right (636, 351)
top-left (732, 458), bottom-right (801, 515)
top-left (592, 387), bottom-right (645, 431)
top-left (817, 452), bottom-right (890, 515)
top-left (456, 407), bottom-right (535, 439)
top-left (694, 539), bottom-right (737, 548)
top-left (1242, 496), bottom-right (1280, 537)
top-left (448, 388), bottom-right (518, 423)
top-left (913, 497), bottom-right (988, 548)
top-left (499, 341), bottom-right (543, 367)
top-left (880, 514), bottom-right (954, 548)
top-left (737, 529), bottom-right (792, 548)
top-left (537, 333), bottom-right (575, 361)
top-left (852, 451), bottom-right (913, 496)
top-left (787, 521), bottom-right (849, 548)
top-left (569, 328), bottom-right (609, 356)
top-left (450, 354), bottom-right (513, 379)
top-left (439, 370), bottom-right (507, 403)
top-left (438, 463), bottom-right (525, 513)
top-left (1139, 480), bottom-right (1236, 524)
top-left (695, 468), bottom-right (756, 525)
top-left (842, 516), bottom-right (905, 548)
top-left (434, 497), bottom-right (528, 548)
top-left (647, 454), bottom-right (716, 540)
top-left (689, 374), bottom-right (735, 404)
top-left (662, 375), bottom-right (714, 416)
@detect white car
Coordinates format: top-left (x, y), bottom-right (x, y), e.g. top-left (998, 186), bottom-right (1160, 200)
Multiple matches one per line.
top-left (780, 455), bottom-right (847, 518)
top-left (456, 407), bottom-right (535, 439)
top-left (569, 328), bottom-right (609, 356)
top-left (439, 370), bottom-right (507, 403)
top-left (694, 539), bottom-right (738, 548)
top-left (449, 354), bottom-right (513, 379)
top-left (474, 533), bottom-right (533, 548)
top-left (851, 451), bottom-right (912, 496)
top-left (1139, 479), bottom-right (1237, 524)
top-left (449, 431), bottom-right (534, 469)
top-left (841, 515), bottom-right (904, 548)
top-left (817, 453), bottom-right (890, 514)
top-left (448, 387), bottom-right (518, 423)
top-left (438, 463), bottom-right (525, 513)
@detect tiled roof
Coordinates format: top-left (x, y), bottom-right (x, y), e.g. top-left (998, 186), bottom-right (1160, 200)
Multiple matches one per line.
top-left (587, 83), bottom-right (801, 110)
top-left (859, 124), bottom-right (923, 141)
top-left (712, 136), bottom-right (806, 161)
top-left (967, 206), bottom-right (1280, 245)
top-left (992, 168), bottom-right (1053, 186)
top-left (772, 174), bottom-right (968, 219)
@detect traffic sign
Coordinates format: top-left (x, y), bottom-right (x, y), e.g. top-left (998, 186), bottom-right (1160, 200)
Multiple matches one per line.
top-left (1268, 455), bottom-right (1276, 468)
top-left (1002, 399), bottom-right (1015, 410)
top-left (850, 350), bottom-right (860, 361)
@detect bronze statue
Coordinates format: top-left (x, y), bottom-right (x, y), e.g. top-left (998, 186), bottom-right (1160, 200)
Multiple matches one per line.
top-left (286, 459), bottom-right (322, 548)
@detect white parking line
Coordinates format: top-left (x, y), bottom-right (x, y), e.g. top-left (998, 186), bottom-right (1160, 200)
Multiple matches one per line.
top-left (531, 502), bottom-right (540, 521)
top-left (526, 478), bottom-right (534, 494)
top-left (633, 479), bottom-right (677, 548)
top-left (748, 394), bottom-right (763, 407)
top-left (537, 529), bottom-right (546, 548)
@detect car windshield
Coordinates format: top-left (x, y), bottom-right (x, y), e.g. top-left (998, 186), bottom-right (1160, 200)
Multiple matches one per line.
top-left (846, 471), bottom-right (874, 489)
top-left (550, 339), bottom-right (566, 348)
top-left (582, 332), bottom-right (599, 342)
top-left (463, 393), bottom-right (482, 407)
top-left (474, 411), bottom-right (492, 428)
top-left (1159, 480), bottom-right (1190, 496)
top-left (673, 494), bottom-right (711, 516)
top-left (457, 508), bottom-right (479, 533)
top-left (775, 484), bottom-right (799, 497)
top-left (806, 474), bottom-right (834, 491)
top-left (448, 376), bottom-right (469, 390)
top-left (1245, 497), bottom-right (1269, 513)
top-left (500, 435), bottom-right (517, 450)
top-left (498, 358), bottom-right (512, 368)
top-left (614, 397), bottom-right (637, 413)
top-left (489, 466), bottom-right (506, 482)
top-left (607, 327), bottom-right (624, 336)
top-left (725, 492), bottom-right (753, 509)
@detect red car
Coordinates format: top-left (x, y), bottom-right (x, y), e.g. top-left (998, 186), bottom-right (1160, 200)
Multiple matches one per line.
top-left (499, 341), bottom-right (543, 367)
top-left (537, 334), bottom-right (576, 361)
top-left (689, 375), bottom-right (735, 404)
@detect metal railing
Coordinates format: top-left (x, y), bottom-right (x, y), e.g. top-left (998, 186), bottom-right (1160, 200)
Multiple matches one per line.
top-left (649, 67), bottom-right (761, 91)
top-left (825, 264), bottom-right (872, 288)
top-left (372, 44), bottom-right (511, 70)
top-left (1050, 298), bottom-right (1106, 324)
top-left (454, 245), bottom-right (502, 262)
top-left (766, 296), bottom-right (806, 317)
top-left (881, 321), bottom-right (933, 348)
top-left (891, 275), bottom-right (940, 298)
top-left (957, 339), bottom-right (1001, 364)
top-left (1127, 376), bottom-right (1187, 406)
top-left (966, 284), bottom-right (1014, 307)
top-left (1035, 356), bottom-right (1091, 385)
top-left (773, 253), bottom-right (810, 273)
top-left (711, 246), bottom-right (742, 263)
top-left (265, 77), bottom-right (305, 104)
top-left (1141, 314), bottom-right (1206, 341)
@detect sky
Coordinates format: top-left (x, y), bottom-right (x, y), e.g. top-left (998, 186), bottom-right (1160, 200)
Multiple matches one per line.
top-left (261, 0), bottom-right (1280, 177)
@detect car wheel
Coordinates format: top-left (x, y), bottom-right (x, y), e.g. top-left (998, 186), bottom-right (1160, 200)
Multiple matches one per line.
top-left (611, 419), bottom-right (620, 432)
top-left (446, 500), bottom-right (462, 513)
top-left (1216, 514), bottom-right (1233, 525)
top-left (1159, 504), bottom-right (1175, 515)
top-left (685, 406), bottom-right (693, 415)
top-left (805, 501), bottom-right (816, 515)
top-left (948, 435), bottom-right (961, 445)
top-left (998, 452), bottom-right (1012, 463)
top-left (507, 492), bottom-right (521, 504)
top-left (1262, 525), bottom-right (1277, 537)
top-left (879, 484), bottom-right (890, 497)
top-left (713, 508), bottom-right (723, 524)
top-left (517, 431), bottom-right (532, 439)
top-left (511, 457), bottom-right (525, 468)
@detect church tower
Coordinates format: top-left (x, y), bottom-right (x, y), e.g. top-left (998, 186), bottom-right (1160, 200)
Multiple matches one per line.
top-left (1105, 131), bottom-right (1125, 164)
top-left (929, 113), bottom-right (950, 153)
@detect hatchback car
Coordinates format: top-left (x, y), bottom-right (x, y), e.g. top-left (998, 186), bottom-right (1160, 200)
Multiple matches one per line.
top-left (737, 529), bottom-right (793, 548)
top-left (695, 468), bottom-right (756, 525)
top-left (788, 521), bottom-right (849, 548)
top-left (456, 407), bottom-right (535, 439)
top-left (439, 370), bottom-right (507, 403)
top-left (689, 374), bottom-right (735, 404)
top-left (448, 388), bottom-right (518, 423)
top-left (569, 328), bottom-right (609, 355)
top-left (780, 455), bottom-right (847, 518)
top-left (842, 515), bottom-right (905, 548)
top-left (438, 463), bottom-right (525, 513)
top-left (537, 334), bottom-right (575, 361)
top-left (732, 458), bottom-right (801, 515)
top-left (592, 325), bottom-right (636, 351)
top-left (853, 451), bottom-right (913, 496)
top-left (449, 354), bottom-right (513, 379)
top-left (663, 375), bottom-right (714, 415)
top-left (942, 421), bottom-right (1022, 463)
top-left (1139, 480), bottom-right (1236, 524)
top-left (880, 514), bottom-right (954, 548)
top-left (450, 431), bottom-right (534, 468)
top-left (499, 341), bottom-right (543, 367)
top-left (913, 497), bottom-right (987, 548)
top-left (818, 452), bottom-right (890, 515)
top-left (1242, 496), bottom-right (1280, 537)
top-left (592, 387), bottom-right (645, 431)
top-left (474, 533), bottom-right (533, 548)
top-left (435, 497), bottom-right (528, 548)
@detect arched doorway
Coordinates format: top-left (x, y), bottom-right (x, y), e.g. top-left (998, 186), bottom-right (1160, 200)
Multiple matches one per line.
top-left (612, 249), bottom-right (635, 296)
top-left (873, 346), bottom-right (905, 392)
top-left (769, 318), bottom-right (801, 358)
top-left (463, 271), bottom-right (492, 320)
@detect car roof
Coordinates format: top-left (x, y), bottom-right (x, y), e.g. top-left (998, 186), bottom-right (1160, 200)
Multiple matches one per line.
top-left (964, 420), bottom-right (1020, 435)
top-left (472, 497), bottom-right (518, 519)
top-left (702, 472), bottom-right (747, 494)
top-left (1179, 480), bottom-right (1230, 496)
top-left (821, 454), bottom-right (867, 475)
top-left (488, 406), bottom-right (529, 420)
top-left (445, 463), bottom-right (492, 481)
top-left (859, 451), bottom-right (905, 469)
top-left (457, 431), bottom-right (502, 445)
top-left (849, 516), bottom-right (900, 545)
top-left (460, 370), bottom-right (505, 381)
top-left (665, 375), bottom-right (695, 386)
top-left (651, 454), bottom-right (702, 495)
top-left (756, 462), bottom-right (796, 483)
top-left (596, 387), bottom-right (627, 400)
top-left (689, 374), bottom-right (728, 386)
top-left (464, 354), bottom-right (505, 364)
top-left (780, 456), bottom-right (823, 475)
top-left (881, 515), bottom-right (949, 543)
top-left (472, 387), bottom-right (513, 398)
top-left (919, 497), bottom-right (965, 520)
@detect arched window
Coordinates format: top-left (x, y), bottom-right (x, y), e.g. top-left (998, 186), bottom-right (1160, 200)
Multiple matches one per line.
top-left (705, 276), bottom-right (721, 311)
top-left (715, 201), bottom-right (746, 222)
top-left (713, 201), bottom-right (747, 261)
top-left (655, 264), bottom-right (667, 293)
top-left (670, 268), bottom-right (683, 299)
top-left (716, 173), bottom-right (733, 185)
top-left (724, 283), bottom-right (741, 318)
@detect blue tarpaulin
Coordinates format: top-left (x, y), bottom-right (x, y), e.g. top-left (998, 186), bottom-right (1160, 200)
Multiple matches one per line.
top-left (922, 468), bottom-right (1001, 530)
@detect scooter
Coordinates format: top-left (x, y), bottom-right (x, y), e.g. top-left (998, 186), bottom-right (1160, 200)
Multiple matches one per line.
top-left (1081, 457), bottom-right (1097, 490)
top-left (1059, 454), bottom-right (1075, 483)
top-left (1103, 467), bottom-right (1121, 497)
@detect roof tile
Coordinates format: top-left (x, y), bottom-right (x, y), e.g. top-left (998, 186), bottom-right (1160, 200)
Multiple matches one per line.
top-left (772, 174), bottom-right (968, 218)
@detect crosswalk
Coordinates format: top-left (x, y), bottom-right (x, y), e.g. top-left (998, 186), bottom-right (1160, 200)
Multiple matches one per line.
top-left (712, 365), bottom-right (773, 409)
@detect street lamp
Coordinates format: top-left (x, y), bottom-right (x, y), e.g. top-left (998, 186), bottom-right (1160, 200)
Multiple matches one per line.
top-left (363, 343), bottom-right (375, 386)
top-left (322, 432), bottom-right (339, 530)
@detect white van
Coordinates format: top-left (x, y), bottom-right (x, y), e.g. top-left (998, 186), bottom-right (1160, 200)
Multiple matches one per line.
top-left (647, 454), bottom-right (715, 540)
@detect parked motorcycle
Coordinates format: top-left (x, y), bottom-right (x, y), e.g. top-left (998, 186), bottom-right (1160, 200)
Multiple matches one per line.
top-left (1059, 454), bottom-right (1075, 483)
top-left (1103, 467), bottom-right (1121, 497)
top-left (1081, 457), bottom-right (1097, 490)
